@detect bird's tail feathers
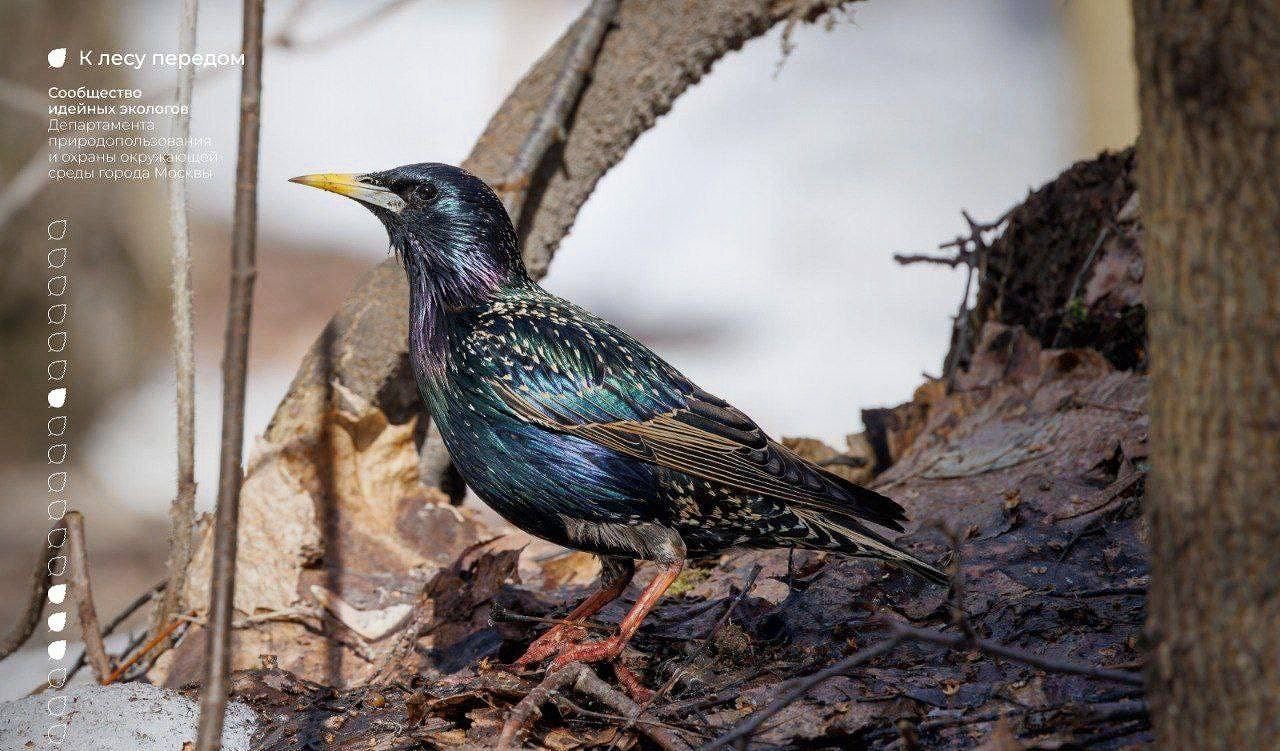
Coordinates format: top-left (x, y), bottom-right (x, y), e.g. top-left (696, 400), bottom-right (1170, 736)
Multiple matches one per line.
top-left (792, 508), bottom-right (949, 587)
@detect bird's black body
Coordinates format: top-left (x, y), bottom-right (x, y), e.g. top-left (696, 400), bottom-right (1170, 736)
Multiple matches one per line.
top-left (297, 162), bottom-right (947, 589)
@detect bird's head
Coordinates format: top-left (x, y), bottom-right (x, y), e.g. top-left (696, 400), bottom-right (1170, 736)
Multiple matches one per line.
top-left (290, 162), bottom-right (526, 306)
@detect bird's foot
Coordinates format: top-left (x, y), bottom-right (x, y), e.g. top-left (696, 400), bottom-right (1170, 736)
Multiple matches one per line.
top-left (511, 622), bottom-right (589, 670)
top-left (548, 635), bottom-right (626, 671)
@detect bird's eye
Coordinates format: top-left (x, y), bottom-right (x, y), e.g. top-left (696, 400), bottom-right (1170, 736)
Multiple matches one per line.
top-left (412, 183), bottom-right (438, 203)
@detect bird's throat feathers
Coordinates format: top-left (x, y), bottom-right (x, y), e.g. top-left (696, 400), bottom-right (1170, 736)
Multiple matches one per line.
top-left (401, 230), bottom-right (528, 382)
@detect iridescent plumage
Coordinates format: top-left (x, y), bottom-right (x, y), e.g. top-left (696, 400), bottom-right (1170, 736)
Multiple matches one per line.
top-left (293, 162), bottom-right (945, 670)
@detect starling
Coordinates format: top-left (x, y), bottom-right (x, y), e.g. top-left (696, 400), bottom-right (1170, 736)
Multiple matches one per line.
top-left (291, 163), bottom-right (946, 670)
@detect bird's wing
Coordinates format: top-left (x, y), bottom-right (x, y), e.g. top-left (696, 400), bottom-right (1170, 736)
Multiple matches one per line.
top-left (480, 298), bottom-right (907, 532)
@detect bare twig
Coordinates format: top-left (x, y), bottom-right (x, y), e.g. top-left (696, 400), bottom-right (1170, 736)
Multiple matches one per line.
top-left (197, 0), bottom-right (264, 748)
top-left (498, 0), bottom-right (619, 223)
top-left (892, 251), bottom-right (973, 268)
top-left (887, 622), bottom-right (1144, 685)
top-left (572, 667), bottom-right (693, 751)
top-left (65, 512), bottom-right (111, 683)
top-left (0, 521), bottom-right (67, 661)
top-left (896, 209), bottom-right (1011, 381)
top-left (500, 662), bottom-right (691, 751)
top-left (489, 602), bottom-right (612, 634)
top-left (59, 581), bottom-right (164, 687)
top-left (498, 663), bottom-right (585, 750)
top-left (151, 0), bottom-right (201, 666)
top-left (697, 635), bottom-right (906, 751)
top-left (104, 615), bottom-right (188, 685)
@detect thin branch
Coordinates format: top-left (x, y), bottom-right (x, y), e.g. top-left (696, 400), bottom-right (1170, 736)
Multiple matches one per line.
top-left (498, 663), bottom-right (584, 750)
top-left (104, 616), bottom-right (187, 685)
top-left (571, 667), bottom-right (693, 751)
top-left (888, 622), bottom-right (1144, 685)
top-left (892, 251), bottom-right (973, 267)
top-left (151, 0), bottom-right (201, 666)
top-left (59, 581), bottom-right (164, 688)
top-left (0, 521), bottom-right (67, 660)
top-left (896, 208), bottom-right (1011, 381)
top-left (698, 635), bottom-right (905, 751)
top-left (697, 619), bottom-right (1144, 751)
top-left (499, 662), bottom-right (691, 751)
top-left (64, 512), bottom-right (111, 682)
top-left (498, 0), bottom-right (620, 224)
top-left (196, 0), bottom-right (264, 748)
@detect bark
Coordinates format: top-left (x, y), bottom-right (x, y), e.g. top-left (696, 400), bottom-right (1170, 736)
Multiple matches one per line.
top-left (1133, 1), bottom-right (1280, 747)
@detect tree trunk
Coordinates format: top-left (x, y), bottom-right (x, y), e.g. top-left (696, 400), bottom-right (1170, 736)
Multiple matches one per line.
top-left (1133, 1), bottom-right (1280, 747)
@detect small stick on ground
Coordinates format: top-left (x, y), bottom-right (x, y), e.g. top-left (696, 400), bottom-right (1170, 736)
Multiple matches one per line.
top-left (0, 521), bottom-right (67, 661)
top-left (61, 581), bottom-right (164, 687)
top-left (498, 663), bottom-right (584, 749)
top-left (888, 622), bottom-right (1144, 686)
top-left (104, 615), bottom-right (188, 685)
top-left (65, 512), bottom-right (111, 683)
top-left (697, 635), bottom-right (905, 751)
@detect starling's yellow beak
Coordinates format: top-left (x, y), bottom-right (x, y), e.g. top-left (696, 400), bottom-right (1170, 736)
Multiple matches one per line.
top-left (289, 172), bottom-right (406, 213)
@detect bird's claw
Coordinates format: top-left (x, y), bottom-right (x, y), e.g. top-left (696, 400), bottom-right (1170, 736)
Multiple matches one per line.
top-left (511, 622), bottom-right (590, 669)
top-left (547, 635), bottom-right (625, 671)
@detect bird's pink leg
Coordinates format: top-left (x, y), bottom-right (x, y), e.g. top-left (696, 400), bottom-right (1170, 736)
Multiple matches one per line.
top-left (548, 562), bottom-right (683, 670)
top-left (512, 565), bottom-right (635, 669)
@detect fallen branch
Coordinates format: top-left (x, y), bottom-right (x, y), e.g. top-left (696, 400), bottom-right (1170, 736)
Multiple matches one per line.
top-left (104, 615), bottom-right (188, 685)
top-left (65, 512), bottom-right (111, 683)
top-left (196, 0), bottom-right (265, 747)
top-left (60, 581), bottom-right (164, 687)
top-left (499, 662), bottom-right (691, 751)
top-left (889, 622), bottom-right (1144, 685)
top-left (697, 634), bottom-right (905, 751)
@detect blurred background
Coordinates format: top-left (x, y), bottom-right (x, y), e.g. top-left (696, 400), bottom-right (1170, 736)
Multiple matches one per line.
top-left (0, 0), bottom-right (1136, 696)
